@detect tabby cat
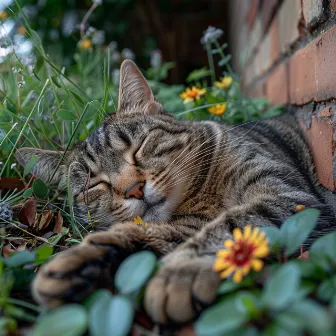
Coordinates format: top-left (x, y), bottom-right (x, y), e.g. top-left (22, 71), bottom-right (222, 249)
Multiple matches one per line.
top-left (16, 60), bottom-right (335, 324)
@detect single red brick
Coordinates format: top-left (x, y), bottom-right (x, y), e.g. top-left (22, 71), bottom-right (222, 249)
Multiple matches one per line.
top-left (266, 61), bottom-right (289, 105)
top-left (299, 108), bottom-right (335, 191)
top-left (289, 26), bottom-right (336, 104)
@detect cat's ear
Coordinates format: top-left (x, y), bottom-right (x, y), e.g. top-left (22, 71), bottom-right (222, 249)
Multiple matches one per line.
top-left (15, 148), bottom-right (66, 188)
top-left (118, 60), bottom-right (164, 115)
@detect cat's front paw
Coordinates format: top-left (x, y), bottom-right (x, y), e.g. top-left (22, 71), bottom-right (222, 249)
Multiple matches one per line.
top-left (144, 256), bottom-right (220, 324)
top-left (32, 229), bottom-right (133, 309)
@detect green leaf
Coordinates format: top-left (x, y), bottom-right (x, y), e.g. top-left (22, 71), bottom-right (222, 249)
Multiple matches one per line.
top-left (51, 76), bottom-right (61, 88)
top-left (235, 291), bottom-right (261, 317)
top-left (310, 231), bottom-right (336, 261)
top-left (261, 226), bottom-right (281, 249)
top-left (186, 67), bottom-right (211, 82)
top-left (35, 58), bottom-right (44, 73)
top-left (280, 209), bottom-right (320, 256)
top-left (4, 250), bottom-right (35, 268)
top-left (35, 246), bottom-right (53, 265)
top-left (23, 155), bottom-right (38, 177)
top-left (316, 275), bottom-right (336, 302)
top-left (263, 263), bottom-right (301, 310)
top-left (217, 281), bottom-right (240, 295)
top-left (195, 296), bottom-right (249, 336)
top-left (23, 188), bottom-right (33, 199)
top-left (84, 289), bottom-right (112, 310)
top-left (88, 294), bottom-right (134, 336)
top-left (56, 109), bottom-right (78, 121)
top-left (70, 90), bottom-right (85, 105)
top-left (32, 179), bottom-right (49, 199)
top-left (277, 299), bottom-right (333, 334)
top-left (32, 304), bottom-right (87, 336)
top-left (115, 251), bottom-right (157, 295)
top-left (263, 322), bottom-right (300, 336)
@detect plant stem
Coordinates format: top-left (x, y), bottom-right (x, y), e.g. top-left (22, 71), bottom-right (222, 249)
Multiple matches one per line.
top-left (206, 43), bottom-right (216, 84)
top-left (0, 79), bottom-right (50, 177)
top-left (214, 40), bottom-right (234, 76)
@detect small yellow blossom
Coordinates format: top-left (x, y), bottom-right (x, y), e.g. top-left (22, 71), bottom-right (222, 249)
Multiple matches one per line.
top-left (213, 225), bottom-right (270, 283)
top-left (133, 216), bottom-right (148, 227)
top-left (0, 11), bottom-right (8, 20)
top-left (17, 26), bottom-right (26, 35)
top-left (215, 76), bottom-right (233, 89)
top-left (80, 39), bottom-right (92, 50)
top-left (208, 104), bottom-right (227, 116)
top-left (179, 86), bottom-right (206, 104)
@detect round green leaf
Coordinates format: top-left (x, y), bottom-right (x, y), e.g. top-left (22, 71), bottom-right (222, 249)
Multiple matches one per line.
top-left (195, 297), bottom-right (249, 336)
top-left (263, 263), bottom-right (301, 311)
top-left (310, 231), bottom-right (336, 262)
top-left (280, 209), bottom-right (320, 256)
top-left (32, 178), bottom-right (49, 199)
top-left (115, 251), bottom-right (157, 295)
top-left (4, 250), bottom-right (36, 268)
top-left (56, 109), bottom-right (78, 121)
top-left (261, 226), bottom-right (281, 249)
top-left (84, 289), bottom-right (112, 310)
top-left (32, 304), bottom-right (87, 336)
top-left (217, 281), bottom-right (240, 295)
top-left (89, 294), bottom-right (134, 336)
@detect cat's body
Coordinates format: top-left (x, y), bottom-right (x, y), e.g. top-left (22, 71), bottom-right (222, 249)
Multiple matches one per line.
top-left (16, 60), bottom-right (335, 324)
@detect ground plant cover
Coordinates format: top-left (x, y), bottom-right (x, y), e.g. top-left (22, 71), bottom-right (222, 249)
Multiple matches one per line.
top-left (1, 1), bottom-right (335, 336)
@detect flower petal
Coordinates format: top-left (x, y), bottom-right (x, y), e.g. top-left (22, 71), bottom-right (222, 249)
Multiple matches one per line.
top-left (216, 249), bottom-right (231, 257)
top-left (213, 259), bottom-right (231, 272)
top-left (220, 265), bottom-right (236, 279)
top-left (253, 245), bottom-right (269, 258)
top-left (243, 225), bottom-right (252, 239)
top-left (251, 259), bottom-right (264, 272)
top-left (224, 240), bottom-right (235, 249)
top-left (233, 269), bottom-right (243, 283)
top-left (233, 227), bottom-right (243, 241)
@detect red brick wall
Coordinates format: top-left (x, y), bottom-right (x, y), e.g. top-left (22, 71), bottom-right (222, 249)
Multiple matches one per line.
top-left (228, 0), bottom-right (336, 191)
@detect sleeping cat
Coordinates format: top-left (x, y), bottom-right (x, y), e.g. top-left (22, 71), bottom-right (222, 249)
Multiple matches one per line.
top-left (16, 60), bottom-right (335, 324)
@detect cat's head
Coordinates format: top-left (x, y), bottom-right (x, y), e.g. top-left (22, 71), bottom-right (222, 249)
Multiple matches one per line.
top-left (16, 60), bottom-right (195, 226)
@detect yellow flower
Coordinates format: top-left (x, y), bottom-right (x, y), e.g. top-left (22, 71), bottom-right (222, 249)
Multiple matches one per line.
top-left (213, 225), bottom-right (270, 283)
top-left (0, 11), bottom-right (8, 20)
top-left (295, 204), bottom-right (305, 212)
top-left (133, 216), bottom-right (148, 227)
top-left (80, 39), bottom-right (92, 50)
top-left (179, 86), bottom-right (206, 104)
top-left (208, 104), bottom-right (227, 116)
top-left (215, 76), bottom-right (233, 89)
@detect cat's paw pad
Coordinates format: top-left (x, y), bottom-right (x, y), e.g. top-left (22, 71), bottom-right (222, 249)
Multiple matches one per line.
top-left (144, 258), bottom-right (220, 324)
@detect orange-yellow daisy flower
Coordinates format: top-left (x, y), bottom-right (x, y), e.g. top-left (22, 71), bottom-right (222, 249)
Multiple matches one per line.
top-left (80, 39), bottom-right (92, 50)
top-left (179, 86), bottom-right (206, 104)
top-left (208, 104), bottom-right (227, 116)
top-left (133, 216), bottom-right (148, 227)
top-left (215, 76), bottom-right (233, 89)
top-left (213, 225), bottom-right (269, 283)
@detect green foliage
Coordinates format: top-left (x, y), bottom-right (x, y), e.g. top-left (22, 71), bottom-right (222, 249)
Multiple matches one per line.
top-left (196, 210), bottom-right (336, 335)
top-left (115, 250), bottom-right (157, 295)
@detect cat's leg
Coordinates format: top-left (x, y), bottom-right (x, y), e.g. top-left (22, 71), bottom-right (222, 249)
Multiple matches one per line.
top-left (32, 222), bottom-right (185, 309)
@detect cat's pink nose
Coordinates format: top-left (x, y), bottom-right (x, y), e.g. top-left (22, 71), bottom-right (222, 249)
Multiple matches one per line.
top-left (124, 181), bottom-right (145, 200)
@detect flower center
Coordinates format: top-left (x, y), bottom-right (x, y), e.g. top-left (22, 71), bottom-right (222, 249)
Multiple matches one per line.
top-left (232, 241), bottom-right (255, 266)
top-left (188, 91), bottom-right (198, 98)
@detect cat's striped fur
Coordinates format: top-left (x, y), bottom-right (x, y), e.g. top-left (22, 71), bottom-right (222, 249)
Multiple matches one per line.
top-left (16, 60), bottom-right (335, 324)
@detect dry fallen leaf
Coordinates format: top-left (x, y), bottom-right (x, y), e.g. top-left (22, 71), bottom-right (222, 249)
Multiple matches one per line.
top-left (18, 198), bottom-right (37, 226)
top-left (53, 210), bottom-right (63, 234)
top-left (37, 210), bottom-right (53, 231)
top-left (298, 251), bottom-right (309, 260)
top-left (2, 246), bottom-right (16, 258)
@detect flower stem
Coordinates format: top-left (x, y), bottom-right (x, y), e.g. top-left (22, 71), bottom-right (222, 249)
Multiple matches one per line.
top-left (206, 43), bottom-right (216, 84)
